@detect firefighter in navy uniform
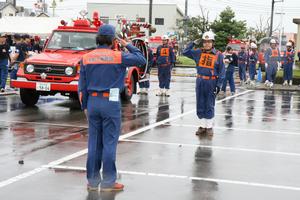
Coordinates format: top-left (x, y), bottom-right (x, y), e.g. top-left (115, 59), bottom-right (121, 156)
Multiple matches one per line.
top-left (264, 39), bottom-right (281, 88)
top-left (183, 31), bottom-right (225, 136)
top-left (282, 42), bottom-right (295, 86)
top-left (248, 43), bottom-right (258, 86)
top-left (78, 24), bottom-right (146, 192)
top-left (238, 46), bottom-right (247, 85)
top-left (156, 35), bottom-right (175, 97)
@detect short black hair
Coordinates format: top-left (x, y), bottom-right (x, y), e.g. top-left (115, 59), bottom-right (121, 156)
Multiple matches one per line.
top-left (226, 46), bottom-right (232, 51)
top-left (14, 34), bottom-right (22, 41)
top-left (96, 35), bottom-right (113, 46)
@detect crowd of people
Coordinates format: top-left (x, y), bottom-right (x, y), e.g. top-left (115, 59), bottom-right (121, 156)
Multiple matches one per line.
top-left (138, 34), bottom-right (297, 100)
top-left (0, 34), bottom-right (42, 92)
top-left (135, 32), bottom-right (298, 138)
top-left (237, 39), bottom-right (296, 89)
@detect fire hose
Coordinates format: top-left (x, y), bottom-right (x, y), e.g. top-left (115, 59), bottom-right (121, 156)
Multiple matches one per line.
top-left (116, 21), bottom-right (156, 80)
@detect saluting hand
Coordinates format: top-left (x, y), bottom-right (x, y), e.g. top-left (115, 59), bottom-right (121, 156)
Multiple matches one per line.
top-left (118, 38), bottom-right (128, 47)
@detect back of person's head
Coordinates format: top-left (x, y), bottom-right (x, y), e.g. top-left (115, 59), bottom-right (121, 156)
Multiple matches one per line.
top-left (96, 35), bottom-right (114, 46)
top-left (14, 34), bottom-right (22, 42)
top-left (96, 24), bottom-right (116, 46)
top-left (22, 34), bottom-right (30, 40)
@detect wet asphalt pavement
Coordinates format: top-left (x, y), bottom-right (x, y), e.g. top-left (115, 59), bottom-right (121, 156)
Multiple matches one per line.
top-left (0, 76), bottom-right (300, 200)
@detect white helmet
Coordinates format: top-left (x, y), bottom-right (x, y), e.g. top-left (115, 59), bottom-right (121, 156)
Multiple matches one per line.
top-left (202, 31), bottom-right (215, 41)
top-left (270, 39), bottom-right (277, 44)
top-left (162, 35), bottom-right (169, 40)
top-left (250, 42), bottom-right (257, 49)
top-left (286, 42), bottom-right (292, 47)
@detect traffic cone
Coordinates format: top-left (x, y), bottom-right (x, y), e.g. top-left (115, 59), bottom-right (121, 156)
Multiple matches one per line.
top-left (257, 67), bottom-right (262, 82)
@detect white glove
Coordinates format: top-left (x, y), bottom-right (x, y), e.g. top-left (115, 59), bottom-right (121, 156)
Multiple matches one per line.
top-left (224, 59), bottom-right (230, 64)
top-left (146, 73), bottom-right (150, 79)
top-left (277, 61), bottom-right (281, 68)
top-left (193, 39), bottom-right (201, 45)
top-left (265, 63), bottom-right (268, 68)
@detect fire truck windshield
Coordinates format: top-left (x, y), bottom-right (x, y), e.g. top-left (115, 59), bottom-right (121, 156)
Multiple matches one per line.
top-left (148, 42), bottom-right (160, 49)
top-left (227, 43), bottom-right (241, 51)
top-left (46, 31), bottom-right (97, 50)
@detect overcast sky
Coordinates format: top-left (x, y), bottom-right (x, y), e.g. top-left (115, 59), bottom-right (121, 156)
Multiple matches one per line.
top-left (18, 0), bottom-right (300, 33)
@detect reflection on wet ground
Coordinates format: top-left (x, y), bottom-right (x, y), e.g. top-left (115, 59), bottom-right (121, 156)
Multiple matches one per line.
top-left (0, 77), bottom-right (300, 199)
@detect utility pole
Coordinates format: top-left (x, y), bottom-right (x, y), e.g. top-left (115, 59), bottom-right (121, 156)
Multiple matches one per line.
top-left (185, 0), bottom-right (188, 17)
top-left (49, 0), bottom-right (63, 17)
top-left (50, 0), bottom-right (57, 17)
top-left (269, 0), bottom-right (275, 37)
top-left (149, 0), bottom-right (153, 36)
top-left (183, 0), bottom-right (188, 45)
top-left (43, 0), bottom-right (46, 13)
top-left (275, 12), bottom-right (285, 52)
top-left (269, 0), bottom-right (284, 37)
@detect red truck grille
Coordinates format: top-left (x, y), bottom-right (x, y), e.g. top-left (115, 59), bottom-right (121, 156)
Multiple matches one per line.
top-left (26, 65), bottom-right (75, 76)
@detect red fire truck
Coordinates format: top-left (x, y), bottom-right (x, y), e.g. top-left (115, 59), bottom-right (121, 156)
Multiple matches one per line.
top-left (11, 12), bottom-right (152, 106)
top-left (227, 38), bottom-right (247, 53)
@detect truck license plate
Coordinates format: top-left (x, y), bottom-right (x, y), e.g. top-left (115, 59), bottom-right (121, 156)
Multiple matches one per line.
top-left (36, 82), bottom-right (51, 91)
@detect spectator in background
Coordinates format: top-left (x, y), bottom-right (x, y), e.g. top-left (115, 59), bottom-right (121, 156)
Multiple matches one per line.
top-left (32, 36), bottom-right (42, 54)
top-left (0, 33), bottom-right (10, 92)
top-left (221, 46), bottom-right (238, 95)
top-left (22, 34), bottom-right (32, 52)
top-left (10, 34), bottom-right (27, 81)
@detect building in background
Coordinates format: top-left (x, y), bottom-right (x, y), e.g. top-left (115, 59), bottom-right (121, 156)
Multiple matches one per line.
top-left (87, 0), bottom-right (184, 36)
top-left (0, 0), bottom-right (17, 18)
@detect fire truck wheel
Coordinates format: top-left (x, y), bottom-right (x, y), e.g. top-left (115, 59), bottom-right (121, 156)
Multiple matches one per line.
top-left (121, 75), bottom-right (135, 101)
top-left (20, 89), bottom-right (40, 106)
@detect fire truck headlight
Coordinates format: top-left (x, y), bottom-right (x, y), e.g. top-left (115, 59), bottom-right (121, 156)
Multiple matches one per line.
top-left (65, 67), bottom-right (74, 76)
top-left (26, 64), bottom-right (34, 73)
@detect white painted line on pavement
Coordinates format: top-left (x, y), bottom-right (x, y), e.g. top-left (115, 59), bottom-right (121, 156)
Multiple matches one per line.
top-left (215, 113), bottom-right (300, 122)
top-left (121, 139), bottom-right (300, 157)
top-left (234, 97), bottom-right (300, 103)
top-left (168, 123), bottom-right (300, 136)
top-left (0, 149), bottom-right (88, 188)
top-left (51, 165), bottom-right (300, 192)
top-left (0, 90), bottom-right (253, 189)
top-left (0, 120), bottom-right (88, 129)
top-left (218, 104), bottom-right (300, 111)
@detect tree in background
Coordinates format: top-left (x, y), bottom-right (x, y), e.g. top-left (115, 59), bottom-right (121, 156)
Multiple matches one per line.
top-left (210, 7), bottom-right (247, 51)
top-left (184, 15), bottom-right (210, 41)
top-left (247, 16), bottom-right (281, 43)
top-left (176, 3), bottom-right (210, 44)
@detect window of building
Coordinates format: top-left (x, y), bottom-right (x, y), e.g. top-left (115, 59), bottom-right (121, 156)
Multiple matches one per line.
top-left (155, 18), bottom-right (164, 25)
top-left (137, 17), bottom-right (145, 22)
top-left (100, 16), bottom-right (109, 24)
top-left (9, 13), bottom-right (13, 16)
